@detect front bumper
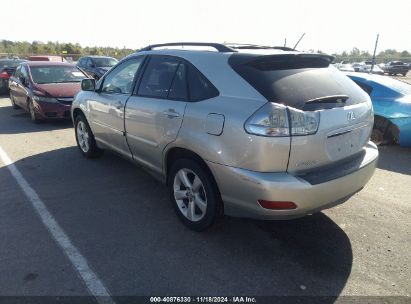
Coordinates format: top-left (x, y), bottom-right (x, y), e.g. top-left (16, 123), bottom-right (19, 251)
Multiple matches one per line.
top-left (33, 100), bottom-right (72, 119)
top-left (207, 142), bottom-right (378, 220)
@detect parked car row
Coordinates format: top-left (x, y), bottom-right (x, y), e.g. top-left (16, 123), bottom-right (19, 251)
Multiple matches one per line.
top-left (4, 42), bottom-right (410, 230)
top-left (336, 61), bottom-right (410, 76)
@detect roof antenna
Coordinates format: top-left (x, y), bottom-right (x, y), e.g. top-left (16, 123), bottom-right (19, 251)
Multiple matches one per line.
top-left (284, 38), bottom-right (287, 47)
top-left (293, 33), bottom-right (306, 50)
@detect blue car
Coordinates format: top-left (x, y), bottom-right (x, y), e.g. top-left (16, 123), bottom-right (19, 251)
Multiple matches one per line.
top-left (346, 73), bottom-right (411, 147)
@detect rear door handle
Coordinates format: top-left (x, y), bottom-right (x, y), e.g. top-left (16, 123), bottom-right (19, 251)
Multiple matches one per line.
top-left (163, 109), bottom-right (180, 118)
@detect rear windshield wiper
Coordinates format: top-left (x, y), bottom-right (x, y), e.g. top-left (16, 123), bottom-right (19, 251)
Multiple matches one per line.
top-left (306, 95), bottom-right (349, 104)
top-left (303, 95), bottom-right (349, 111)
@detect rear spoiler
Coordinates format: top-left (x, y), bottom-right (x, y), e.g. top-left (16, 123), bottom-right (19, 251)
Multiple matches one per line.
top-left (228, 53), bottom-right (335, 69)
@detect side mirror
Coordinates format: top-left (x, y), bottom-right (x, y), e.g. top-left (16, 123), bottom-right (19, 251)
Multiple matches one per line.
top-left (81, 78), bottom-right (96, 91)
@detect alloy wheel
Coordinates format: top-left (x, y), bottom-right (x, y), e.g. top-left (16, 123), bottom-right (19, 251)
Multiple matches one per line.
top-left (76, 121), bottom-right (90, 153)
top-left (173, 168), bottom-right (207, 222)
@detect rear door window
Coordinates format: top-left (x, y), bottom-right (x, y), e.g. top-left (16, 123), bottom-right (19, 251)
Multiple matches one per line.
top-left (168, 63), bottom-right (188, 100)
top-left (20, 65), bottom-right (29, 84)
top-left (138, 56), bottom-right (180, 98)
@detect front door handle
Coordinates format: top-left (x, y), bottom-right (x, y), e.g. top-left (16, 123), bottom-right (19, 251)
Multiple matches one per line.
top-left (163, 109), bottom-right (180, 118)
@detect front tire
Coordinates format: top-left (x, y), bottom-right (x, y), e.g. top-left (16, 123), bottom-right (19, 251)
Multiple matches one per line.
top-left (28, 99), bottom-right (41, 123)
top-left (168, 159), bottom-right (220, 231)
top-left (10, 92), bottom-right (19, 109)
top-left (74, 114), bottom-right (103, 158)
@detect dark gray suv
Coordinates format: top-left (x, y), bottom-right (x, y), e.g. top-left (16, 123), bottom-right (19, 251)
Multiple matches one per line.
top-left (77, 56), bottom-right (118, 80)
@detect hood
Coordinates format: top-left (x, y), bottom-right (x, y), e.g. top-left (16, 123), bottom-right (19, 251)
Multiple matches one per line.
top-left (34, 82), bottom-right (82, 98)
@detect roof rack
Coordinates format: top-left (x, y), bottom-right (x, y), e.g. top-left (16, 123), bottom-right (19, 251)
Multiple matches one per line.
top-left (226, 43), bottom-right (296, 52)
top-left (138, 42), bottom-right (237, 53)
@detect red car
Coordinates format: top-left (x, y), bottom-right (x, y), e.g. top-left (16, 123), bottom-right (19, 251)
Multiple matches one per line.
top-left (8, 62), bottom-right (87, 122)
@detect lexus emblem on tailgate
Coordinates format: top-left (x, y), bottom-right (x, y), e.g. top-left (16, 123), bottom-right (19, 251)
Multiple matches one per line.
top-left (347, 111), bottom-right (356, 122)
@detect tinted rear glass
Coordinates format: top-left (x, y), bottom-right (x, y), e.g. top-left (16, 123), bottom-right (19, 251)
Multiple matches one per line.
top-left (93, 57), bottom-right (118, 67)
top-left (187, 65), bottom-right (219, 101)
top-left (230, 55), bottom-right (369, 110)
top-left (168, 63), bottom-right (188, 100)
top-left (138, 56), bottom-right (180, 98)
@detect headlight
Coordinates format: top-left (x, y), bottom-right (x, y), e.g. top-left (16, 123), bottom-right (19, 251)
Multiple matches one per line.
top-left (33, 95), bottom-right (58, 103)
top-left (245, 102), bottom-right (320, 137)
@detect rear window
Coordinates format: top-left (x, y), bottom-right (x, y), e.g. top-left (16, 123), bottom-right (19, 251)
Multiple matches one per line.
top-left (138, 56), bottom-right (180, 98)
top-left (93, 57), bottom-right (118, 67)
top-left (230, 55), bottom-right (369, 110)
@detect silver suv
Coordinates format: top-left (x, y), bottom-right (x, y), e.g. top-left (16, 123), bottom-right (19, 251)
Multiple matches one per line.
top-left (71, 42), bottom-right (378, 231)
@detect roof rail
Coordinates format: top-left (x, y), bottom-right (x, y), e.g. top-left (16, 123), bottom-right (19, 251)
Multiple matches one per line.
top-left (138, 42), bottom-right (237, 53)
top-left (226, 44), bottom-right (296, 52)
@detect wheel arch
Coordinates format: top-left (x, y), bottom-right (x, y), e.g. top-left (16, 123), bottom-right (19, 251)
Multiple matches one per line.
top-left (164, 147), bottom-right (224, 214)
top-left (72, 107), bottom-right (85, 122)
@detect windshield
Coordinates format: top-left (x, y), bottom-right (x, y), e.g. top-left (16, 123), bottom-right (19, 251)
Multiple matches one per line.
top-left (376, 77), bottom-right (411, 96)
top-left (30, 66), bottom-right (87, 84)
top-left (0, 60), bottom-right (27, 68)
top-left (93, 57), bottom-right (118, 67)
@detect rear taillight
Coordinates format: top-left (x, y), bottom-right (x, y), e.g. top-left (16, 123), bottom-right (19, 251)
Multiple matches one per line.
top-left (244, 102), bottom-right (320, 137)
top-left (258, 200), bottom-right (297, 210)
top-left (0, 70), bottom-right (9, 79)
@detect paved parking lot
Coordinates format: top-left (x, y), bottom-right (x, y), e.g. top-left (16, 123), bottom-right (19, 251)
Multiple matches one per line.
top-left (0, 95), bottom-right (410, 302)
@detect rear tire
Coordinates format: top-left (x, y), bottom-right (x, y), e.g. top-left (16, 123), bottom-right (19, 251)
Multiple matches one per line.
top-left (74, 114), bottom-right (103, 158)
top-left (372, 116), bottom-right (396, 146)
top-left (168, 159), bottom-right (220, 231)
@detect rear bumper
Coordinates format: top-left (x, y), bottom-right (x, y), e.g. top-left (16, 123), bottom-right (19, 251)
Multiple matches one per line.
top-left (390, 117), bottom-right (411, 147)
top-left (207, 142), bottom-right (378, 220)
top-left (34, 100), bottom-right (72, 120)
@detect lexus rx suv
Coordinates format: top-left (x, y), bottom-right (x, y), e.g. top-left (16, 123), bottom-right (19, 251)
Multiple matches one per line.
top-left (71, 42), bottom-right (378, 231)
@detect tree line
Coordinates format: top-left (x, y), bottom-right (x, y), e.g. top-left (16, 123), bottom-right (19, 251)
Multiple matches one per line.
top-left (0, 40), bottom-right (135, 60)
top-left (330, 48), bottom-right (411, 63)
top-left (1, 40), bottom-right (410, 63)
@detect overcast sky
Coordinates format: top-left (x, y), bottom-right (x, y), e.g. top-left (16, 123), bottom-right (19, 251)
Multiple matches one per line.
top-left (3, 0), bottom-right (410, 54)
